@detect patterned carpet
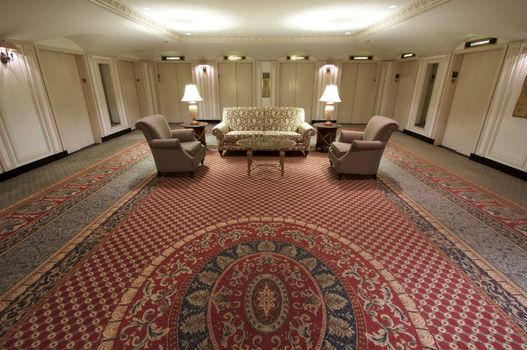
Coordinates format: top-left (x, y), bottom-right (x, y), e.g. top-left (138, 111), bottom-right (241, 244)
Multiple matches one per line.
top-left (0, 144), bottom-right (526, 349)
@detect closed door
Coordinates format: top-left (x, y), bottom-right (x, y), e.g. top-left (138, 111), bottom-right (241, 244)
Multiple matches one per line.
top-left (337, 62), bottom-right (379, 124)
top-left (155, 63), bottom-right (192, 123)
top-left (119, 61), bottom-right (142, 128)
top-left (278, 62), bottom-right (315, 120)
top-left (39, 50), bottom-right (94, 153)
top-left (441, 49), bottom-right (504, 156)
top-left (218, 63), bottom-right (255, 112)
top-left (392, 60), bottom-right (418, 128)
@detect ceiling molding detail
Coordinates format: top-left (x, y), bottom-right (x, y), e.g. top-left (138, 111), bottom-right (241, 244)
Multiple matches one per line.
top-left (354, 0), bottom-right (451, 40)
top-left (85, 0), bottom-right (179, 40)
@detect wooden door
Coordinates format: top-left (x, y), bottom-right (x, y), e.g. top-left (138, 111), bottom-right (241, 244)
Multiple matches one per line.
top-left (218, 63), bottom-right (238, 111)
top-left (295, 63), bottom-right (315, 120)
top-left (39, 50), bottom-right (94, 153)
top-left (337, 63), bottom-right (359, 123)
top-left (352, 63), bottom-right (378, 123)
top-left (392, 60), bottom-right (418, 128)
top-left (278, 62), bottom-right (296, 107)
top-left (155, 63), bottom-right (193, 123)
top-left (133, 62), bottom-right (149, 117)
top-left (236, 63), bottom-right (254, 106)
top-left (119, 61), bottom-right (142, 128)
top-left (441, 49), bottom-right (504, 156)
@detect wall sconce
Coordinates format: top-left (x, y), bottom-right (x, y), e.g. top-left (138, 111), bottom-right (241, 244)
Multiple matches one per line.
top-left (181, 84), bottom-right (203, 125)
top-left (401, 53), bottom-right (416, 59)
top-left (0, 41), bottom-right (17, 64)
top-left (319, 84), bottom-right (341, 125)
top-left (161, 55), bottom-right (184, 61)
top-left (350, 55), bottom-right (373, 61)
top-left (224, 55), bottom-right (245, 61)
top-left (323, 64), bottom-right (337, 74)
top-left (287, 55), bottom-right (309, 61)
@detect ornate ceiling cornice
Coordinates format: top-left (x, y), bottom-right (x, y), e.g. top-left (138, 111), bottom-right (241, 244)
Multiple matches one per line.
top-left (86, 0), bottom-right (450, 44)
top-left (354, 0), bottom-right (451, 40)
top-left (85, 0), bottom-right (179, 40)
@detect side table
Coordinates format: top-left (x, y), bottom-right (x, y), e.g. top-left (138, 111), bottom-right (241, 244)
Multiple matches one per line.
top-left (181, 122), bottom-right (208, 146)
top-left (313, 122), bottom-right (342, 152)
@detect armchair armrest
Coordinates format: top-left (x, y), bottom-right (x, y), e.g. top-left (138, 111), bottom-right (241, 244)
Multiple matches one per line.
top-left (171, 129), bottom-right (196, 142)
top-left (211, 122), bottom-right (230, 137)
top-left (351, 140), bottom-right (385, 151)
top-left (340, 130), bottom-right (363, 143)
top-left (149, 139), bottom-right (182, 150)
top-left (297, 122), bottom-right (315, 136)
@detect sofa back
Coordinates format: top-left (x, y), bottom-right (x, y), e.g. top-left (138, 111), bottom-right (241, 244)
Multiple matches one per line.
top-left (222, 107), bottom-right (305, 131)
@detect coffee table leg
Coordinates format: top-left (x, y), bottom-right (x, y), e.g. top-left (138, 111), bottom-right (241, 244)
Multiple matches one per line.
top-left (280, 148), bottom-right (285, 177)
top-left (247, 148), bottom-right (253, 176)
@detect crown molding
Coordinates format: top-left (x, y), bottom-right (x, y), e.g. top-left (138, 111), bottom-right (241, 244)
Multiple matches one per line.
top-left (354, 0), bottom-right (451, 40)
top-left (86, 0), bottom-right (449, 44)
top-left (85, 0), bottom-right (180, 40)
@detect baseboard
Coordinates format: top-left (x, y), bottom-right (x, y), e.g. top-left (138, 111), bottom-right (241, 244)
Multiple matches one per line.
top-left (101, 128), bottom-right (131, 142)
top-left (402, 129), bottom-right (435, 144)
top-left (0, 151), bottom-right (68, 182)
top-left (469, 154), bottom-right (527, 180)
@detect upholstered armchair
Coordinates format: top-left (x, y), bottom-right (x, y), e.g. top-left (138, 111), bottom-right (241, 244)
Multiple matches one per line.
top-left (135, 114), bottom-right (205, 177)
top-left (329, 115), bottom-right (399, 179)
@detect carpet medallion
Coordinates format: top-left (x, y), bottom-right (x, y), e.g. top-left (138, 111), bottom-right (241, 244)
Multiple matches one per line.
top-left (0, 146), bottom-right (526, 349)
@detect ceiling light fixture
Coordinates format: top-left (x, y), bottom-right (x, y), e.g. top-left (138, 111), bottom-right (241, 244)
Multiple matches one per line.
top-left (464, 37), bottom-right (497, 48)
top-left (162, 55), bottom-right (184, 61)
top-left (345, 32), bottom-right (352, 35)
top-left (142, 7), bottom-right (151, 11)
top-left (0, 41), bottom-right (17, 64)
top-left (401, 52), bottom-right (416, 59)
top-left (388, 5), bottom-right (399, 9)
top-left (287, 55), bottom-right (309, 61)
top-left (224, 55), bottom-right (245, 61)
top-left (350, 55), bottom-right (373, 60)
top-left (185, 32), bottom-right (192, 36)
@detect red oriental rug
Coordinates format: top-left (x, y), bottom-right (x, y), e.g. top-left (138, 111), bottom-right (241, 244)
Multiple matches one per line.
top-left (0, 147), bottom-right (526, 349)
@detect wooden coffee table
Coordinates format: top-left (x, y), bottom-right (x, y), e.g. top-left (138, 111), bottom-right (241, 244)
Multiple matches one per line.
top-left (237, 137), bottom-right (296, 177)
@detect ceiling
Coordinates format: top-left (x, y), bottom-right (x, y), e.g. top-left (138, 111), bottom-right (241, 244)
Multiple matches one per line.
top-left (1, 0), bottom-right (527, 60)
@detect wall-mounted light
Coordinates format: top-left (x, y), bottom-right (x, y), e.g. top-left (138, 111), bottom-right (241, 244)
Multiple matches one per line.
top-left (224, 55), bottom-right (245, 61)
top-left (322, 64), bottom-right (338, 74)
top-left (464, 37), bottom-right (497, 49)
top-left (287, 55), bottom-right (309, 61)
top-left (196, 64), bottom-right (211, 74)
top-left (350, 55), bottom-right (373, 61)
top-left (162, 55), bottom-right (184, 61)
top-left (0, 41), bottom-right (17, 64)
top-left (401, 53), bottom-right (416, 59)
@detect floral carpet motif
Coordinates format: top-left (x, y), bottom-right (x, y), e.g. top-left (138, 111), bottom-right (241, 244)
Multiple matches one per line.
top-left (0, 146), bottom-right (526, 349)
top-left (0, 142), bottom-right (149, 254)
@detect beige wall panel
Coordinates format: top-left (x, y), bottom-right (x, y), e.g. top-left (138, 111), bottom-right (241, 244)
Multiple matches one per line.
top-left (295, 63), bottom-right (315, 120)
top-left (133, 62), bottom-right (149, 118)
top-left (442, 49), bottom-right (503, 156)
top-left (337, 63), bottom-right (358, 123)
top-left (352, 63), bottom-right (378, 124)
top-left (156, 63), bottom-right (180, 122)
top-left (218, 63), bottom-right (238, 112)
top-left (392, 60), bottom-right (418, 128)
top-left (39, 50), bottom-right (94, 153)
top-left (236, 63), bottom-right (254, 106)
top-left (175, 63), bottom-right (193, 122)
top-left (119, 61), bottom-right (142, 128)
top-left (278, 62), bottom-right (296, 107)
top-left (75, 56), bottom-right (101, 142)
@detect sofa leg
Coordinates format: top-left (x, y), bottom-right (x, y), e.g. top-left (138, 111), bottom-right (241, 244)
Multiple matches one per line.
top-left (304, 151), bottom-right (308, 157)
top-left (338, 174), bottom-right (342, 180)
top-left (157, 171), bottom-right (161, 177)
top-left (373, 174), bottom-right (377, 179)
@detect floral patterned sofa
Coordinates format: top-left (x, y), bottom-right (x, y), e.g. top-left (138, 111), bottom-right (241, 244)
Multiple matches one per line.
top-left (212, 107), bottom-right (315, 155)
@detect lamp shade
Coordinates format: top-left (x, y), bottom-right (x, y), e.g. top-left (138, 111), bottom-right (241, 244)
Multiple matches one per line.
top-left (319, 84), bottom-right (341, 103)
top-left (181, 84), bottom-right (203, 102)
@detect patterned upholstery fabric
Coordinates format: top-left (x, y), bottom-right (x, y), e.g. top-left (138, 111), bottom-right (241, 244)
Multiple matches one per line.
top-left (212, 107), bottom-right (315, 153)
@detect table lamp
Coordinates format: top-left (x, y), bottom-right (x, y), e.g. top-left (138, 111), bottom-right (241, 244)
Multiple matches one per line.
top-left (319, 84), bottom-right (341, 125)
top-left (181, 84), bottom-right (203, 124)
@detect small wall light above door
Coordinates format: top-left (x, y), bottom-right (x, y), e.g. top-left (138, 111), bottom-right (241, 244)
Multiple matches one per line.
top-left (0, 41), bottom-right (17, 64)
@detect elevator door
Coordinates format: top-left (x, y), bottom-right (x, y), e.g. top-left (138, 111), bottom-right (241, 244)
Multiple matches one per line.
top-left (119, 61), bottom-right (142, 128)
top-left (155, 63), bottom-right (192, 123)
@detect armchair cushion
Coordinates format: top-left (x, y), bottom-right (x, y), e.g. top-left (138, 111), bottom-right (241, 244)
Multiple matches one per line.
top-left (181, 140), bottom-right (204, 156)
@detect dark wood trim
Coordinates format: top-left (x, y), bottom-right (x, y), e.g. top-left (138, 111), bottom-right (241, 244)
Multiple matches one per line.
top-left (402, 129), bottom-right (435, 144)
top-left (101, 128), bottom-right (131, 142)
top-left (311, 119), bottom-right (337, 124)
top-left (198, 119), bottom-right (220, 123)
top-left (0, 151), bottom-right (68, 182)
top-left (469, 154), bottom-right (527, 180)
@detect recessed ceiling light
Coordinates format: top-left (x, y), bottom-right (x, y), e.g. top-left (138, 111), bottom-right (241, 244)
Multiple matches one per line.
top-left (388, 5), bottom-right (398, 9)
top-left (142, 7), bottom-right (151, 11)
top-left (185, 32), bottom-right (192, 36)
top-left (345, 32), bottom-right (352, 35)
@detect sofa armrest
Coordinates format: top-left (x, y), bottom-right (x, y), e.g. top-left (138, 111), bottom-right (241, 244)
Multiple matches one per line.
top-left (340, 130), bottom-right (363, 143)
top-left (171, 129), bottom-right (195, 142)
top-left (149, 139), bottom-right (182, 150)
top-left (297, 122), bottom-right (315, 136)
top-left (212, 122), bottom-right (230, 137)
top-left (351, 140), bottom-right (385, 151)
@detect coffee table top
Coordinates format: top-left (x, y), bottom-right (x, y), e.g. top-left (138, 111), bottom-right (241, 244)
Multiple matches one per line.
top-left (237, 137), bottom-right (296, 150)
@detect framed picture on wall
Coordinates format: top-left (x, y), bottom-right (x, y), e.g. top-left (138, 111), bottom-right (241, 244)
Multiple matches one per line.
top-left (513, 75), bottom-right (527, 118)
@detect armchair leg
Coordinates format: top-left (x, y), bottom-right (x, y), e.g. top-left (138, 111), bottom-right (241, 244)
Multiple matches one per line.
top-left (218, 150), bottom-right (223, 157)
top-left (338, 174), bottom-right (342, 180)
top-left (303, 151), bottom-right (308, 157)
top-left (157, 171), bottom-right (161, 177)
top-left (373, 174), bottom-right (377, 179)
top-left (189, 172), bottom-right (194, 178)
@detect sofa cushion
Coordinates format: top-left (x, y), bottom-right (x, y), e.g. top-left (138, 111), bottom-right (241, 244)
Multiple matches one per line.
top-left (262, 131), bottom-right (303, 142)
top-left (330, 141), bottom-right (351, 157)
top-left (264, 107), bottom-right (304, 132)
top-left (181, 140), bottom-right (203, 156)
top-left (224, 130), bottom-right (265, 143)
top-left (223, 107), bottom-right (265, 131)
